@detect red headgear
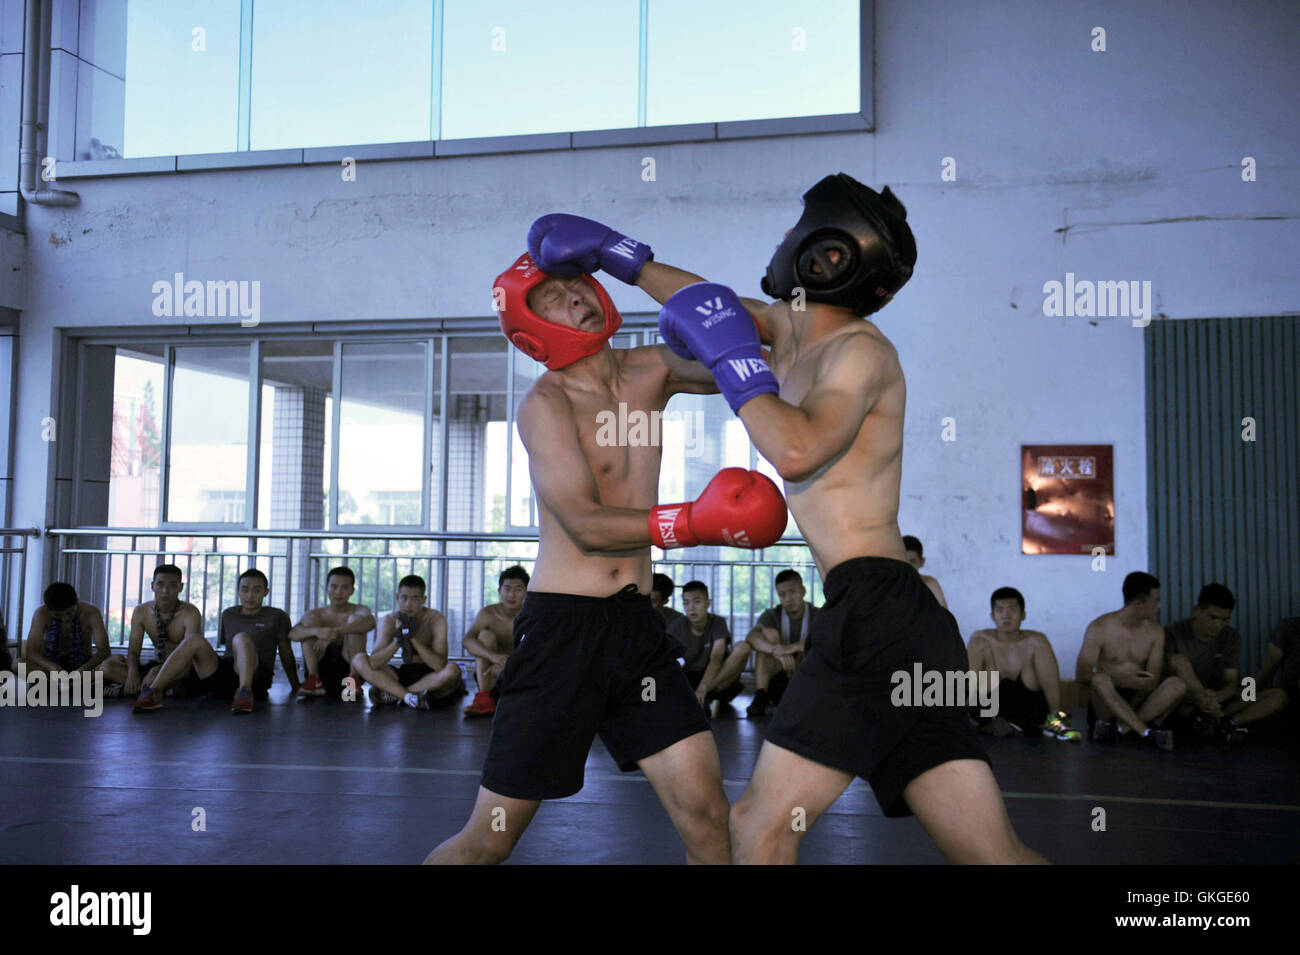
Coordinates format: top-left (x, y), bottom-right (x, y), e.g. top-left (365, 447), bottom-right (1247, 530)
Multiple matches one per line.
top-left (493, 252), bottom-right (622, 369)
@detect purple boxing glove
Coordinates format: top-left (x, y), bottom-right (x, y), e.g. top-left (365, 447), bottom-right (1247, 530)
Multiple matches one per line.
top-left (527, 214), bottom-right (653, 285)
top-left (659, 283), bottom-right (779, 414)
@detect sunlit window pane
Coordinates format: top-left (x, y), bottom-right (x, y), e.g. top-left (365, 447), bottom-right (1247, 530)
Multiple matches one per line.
top-left (337, 342), bottom-right (426, 526)
top-left (167, 346), bottom-right (250, 523)
top-left (250, 0), bottom-right (434, 149)
top-left (646, 0), bottom-right (859, 125)
top-left (440, 0), bottom-right (639, 139)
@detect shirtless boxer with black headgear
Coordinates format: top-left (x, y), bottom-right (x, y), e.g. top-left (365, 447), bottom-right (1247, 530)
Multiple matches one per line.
top-left (654, 173), bottom-right (1046, 864)
top-left (425, 238), bottom-right (788, 865)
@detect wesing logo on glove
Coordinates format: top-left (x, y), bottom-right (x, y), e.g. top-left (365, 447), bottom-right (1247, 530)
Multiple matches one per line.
top-left (694, 297), bottom-right (736, 328)
top-left (723, 528), bottom-right (750, 547)
top-left (727, 358), bottom-right (770, 382)
top-left (608, 237), bottom-right (642, 262)
top-left (656, 507), bottom-right (682, 546)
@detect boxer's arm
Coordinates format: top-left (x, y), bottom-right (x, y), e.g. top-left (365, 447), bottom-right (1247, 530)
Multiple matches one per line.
top-left (519, 388), bottom-right (654, 552)
top-left (462, 611), bottom-right (498, 661)
top-left (635, 261), bottom-right (707, 305)
top-left (657, 345), bottom-right (721, 397)
top-left (739, 333), bottom-right (889, 483)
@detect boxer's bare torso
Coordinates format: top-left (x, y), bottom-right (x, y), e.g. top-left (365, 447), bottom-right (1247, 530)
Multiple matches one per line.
top-left (133, 600), bottom-right (201, 663)
top-left (969, 629), bottom-right (1046, 681)
top-left (1086, 611), bottom-right (1164, 685)
top-left (521, 344), bottom-right (709, 597)
top-left (754, 299), bottom-right (908, 576)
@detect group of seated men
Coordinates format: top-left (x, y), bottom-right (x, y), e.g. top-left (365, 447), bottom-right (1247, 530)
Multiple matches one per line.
top-left (649, 570), bottom-right (816, 719)
top-left (952, 570), bottom-right (1295, 750)
top-left (7, 563), bottom-right (533, 715)
top-left (5, 551), bottom-right (1297, 751)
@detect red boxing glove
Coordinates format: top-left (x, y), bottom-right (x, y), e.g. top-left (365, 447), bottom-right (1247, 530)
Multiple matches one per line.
top-left (649, 468), bottom-right (788, 550)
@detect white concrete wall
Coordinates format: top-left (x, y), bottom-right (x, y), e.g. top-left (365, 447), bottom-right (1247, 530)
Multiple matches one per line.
top-left (8, 0), bottom-right (1299, 669)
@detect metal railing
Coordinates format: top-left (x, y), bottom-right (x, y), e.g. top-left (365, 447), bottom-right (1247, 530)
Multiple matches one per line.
top-left (1, 529), bottom-right (40, 660)
top-left (46, 528), bottom-right (821, 660)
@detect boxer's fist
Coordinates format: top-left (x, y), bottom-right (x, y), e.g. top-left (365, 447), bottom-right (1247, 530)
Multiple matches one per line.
top-left (649, 468), bottom-right (787, 550)
top-left (527, 213), bottom-right (653, 285)
top-left (658, 283), bottom-right (779, 414)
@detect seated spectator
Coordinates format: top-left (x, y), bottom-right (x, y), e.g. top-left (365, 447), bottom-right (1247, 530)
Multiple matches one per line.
top-left (1255, 615), bottom-right (1298, 733)
top-left (102, 564), bottom-right (196, 694)
top-left (744, 570), bottom-right (818, 718)
top-left (967, 587), bottom-right (1079, 740)
top-left (353, 574), bottom-right (465, 708)
top-left (291, 566), bottom-right (376, 698)
top-left (1074, 572), bottom-right (1185, 751)
top-left (902, 535), bottom-right (948, 608)
top-left (463, 565), bottom-right (529, 717)
top-left (650, 573), bottom-right (686, 629)
top-left (23, 583), bottom-right (111, 677)
top-left (666, 581), bottom-right (747, 716)
top-left (134, 568), bottom-right (295, 714)
top-left (1166, 584), bottom-right (1288, 744)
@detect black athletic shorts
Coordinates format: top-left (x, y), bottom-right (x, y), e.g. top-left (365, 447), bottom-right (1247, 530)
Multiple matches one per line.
top-left (766, 557), bottom-right (990, 818)
top-left (481, 585), bottom-right (712, 801)
top-left (987, 677), bottom-right (1049, 737)
top-left (395, 662), bottom-right (434, 685)
top-left (182, 657), bottom-right (272, 700)
top-left (768, 670), bottom-right (791, 704)
top-left (318, 643), bottom-right (352, 692)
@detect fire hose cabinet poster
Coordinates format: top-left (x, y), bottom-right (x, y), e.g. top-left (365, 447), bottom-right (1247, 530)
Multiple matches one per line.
top-left (1021, 445), bottom-right (1114, 555)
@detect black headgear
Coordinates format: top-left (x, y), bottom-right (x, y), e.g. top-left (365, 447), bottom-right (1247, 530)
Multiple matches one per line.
top-left (761, 173), bottom-right (917, 316)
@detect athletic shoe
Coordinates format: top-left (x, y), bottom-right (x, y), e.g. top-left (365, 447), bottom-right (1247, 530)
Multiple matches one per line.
top-left (1222, 719), bottom-right (1248, 745)
top-left (464, 690), bottom-right (496, 717)
top-left (368, 686), bottom-right (399, 706)
top-left (1042, 711), bottom-right (1083, 741)
top-left (746, 689), bottom-right (771, 719)
top-left (981, 716), bottom-right (1023, 737)
top-left (297, 674), bottom-right (326, 697)
top-left (1191, 712), bottom-right (1220, 737)
top-left (402, 692), bottom-right (430, 710)
top-left (1145, 728), bottom-right (1174, 752)
top-left (231, 688), bottom-right (254, 714)
top-left (103, 682), bottom-right (124, 699)
top-left (1091, 719), bottom-right (1121, 742)
top-left (132, 685), bottom-right (164, 712)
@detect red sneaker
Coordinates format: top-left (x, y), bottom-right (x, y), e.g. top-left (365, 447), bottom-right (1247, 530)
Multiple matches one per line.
top-left (463, 690), bottom-right (496, 717)
top-left (297, 674), bottom-right (326, 697)
top-left (132, 685), bottom-right (164, 712)
top-left (231, 687), bottom-right (254, 714)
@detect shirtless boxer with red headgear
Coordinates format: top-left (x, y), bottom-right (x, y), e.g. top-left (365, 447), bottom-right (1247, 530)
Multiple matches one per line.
top-left (521, 175), bottom-right (1045, 864)
top-left (424, 235), bottom-right (788, 865)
